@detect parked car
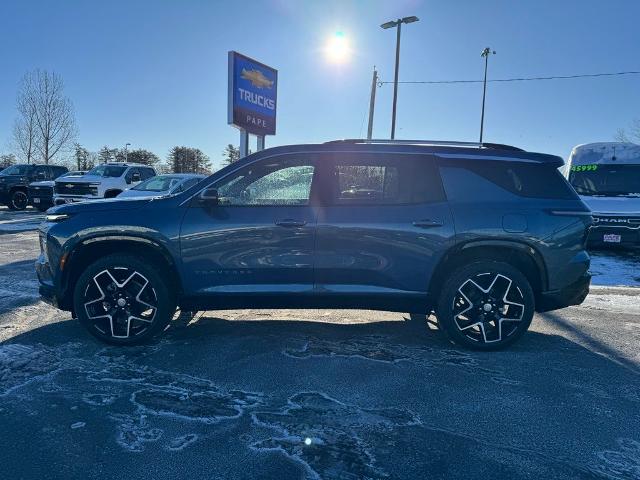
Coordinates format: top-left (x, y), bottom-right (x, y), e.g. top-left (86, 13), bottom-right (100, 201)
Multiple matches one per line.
top-left (53, 163), bottom-right (156, 205)
top-left (117, 174), bottom-right (205, 199)
top-left (565, 142), bottom-right (640, 248)
top-left (0, 164), bottom-right (69, 210)
top-left (36, 139), bottom-right (592, 349)
top-left (29, 171), bottom-right (86, 212)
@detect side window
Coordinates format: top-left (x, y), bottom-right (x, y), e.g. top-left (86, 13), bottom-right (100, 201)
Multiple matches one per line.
top-left (52, 166), bottom-right (67, 179)
top-left (126, 168), bottom-right (141, 182)
top-left (182, 178), bottom-right (201, 191)
top-left (33, 165), bottom-right (48, 180)
top-left (332, 156), bottom-right (443, 205)
top-left (460, 162), bottom-right (577, 200)
top-left (213, 158), bottom-right (315, 206)
top-left (142, 168), bottom-right (155, 180)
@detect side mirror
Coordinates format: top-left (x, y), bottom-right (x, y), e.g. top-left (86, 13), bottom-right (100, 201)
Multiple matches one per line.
top-left (199, 187), bottom-right (219, 205)
top-left (36, 172), bottom-right (46, 181)
top-left (132, 173), bottom-right (141, 183)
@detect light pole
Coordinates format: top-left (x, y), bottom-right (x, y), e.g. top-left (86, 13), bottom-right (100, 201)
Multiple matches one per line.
top-left (479, 47), bottom-right (495, 144)
top-left (124, 143), bottom-right (131, 162)
top-left (381, 16), bottom-right (419, 140)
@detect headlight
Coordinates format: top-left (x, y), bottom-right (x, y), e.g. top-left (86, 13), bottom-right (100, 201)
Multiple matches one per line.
top-left (45, 213), bottom-right (71, 222)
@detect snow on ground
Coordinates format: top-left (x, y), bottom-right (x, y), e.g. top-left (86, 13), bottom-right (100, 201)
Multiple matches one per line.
top-left (589, 250), bottom-right (640, 287)
top-left (0, 208), bottom-right (45, 233)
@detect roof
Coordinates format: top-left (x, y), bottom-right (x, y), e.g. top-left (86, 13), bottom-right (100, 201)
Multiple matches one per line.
top-left (103, 162), bottom-right (155, 168)
top-left (155, 173), bottom-right (206, 178)
top-left (569, 142), bottom-right (640, 165)
top-left (241, 139), bottom-right (564, 167)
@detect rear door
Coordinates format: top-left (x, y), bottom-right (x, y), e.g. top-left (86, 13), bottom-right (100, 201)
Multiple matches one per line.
top-left (314, 153), bottom-right (455, 295)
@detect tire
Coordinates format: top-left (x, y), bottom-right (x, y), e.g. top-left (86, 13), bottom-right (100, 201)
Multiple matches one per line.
top-left (73, 254), bottom-right (176, 345)
top-left (9, 190), bottom-right (29, 211)
top-left (436, 261), bottom-right (534, 351)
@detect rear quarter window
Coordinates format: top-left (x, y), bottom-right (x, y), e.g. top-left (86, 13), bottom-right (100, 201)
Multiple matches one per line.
top-left (441, 161), bottom-right (578, 200)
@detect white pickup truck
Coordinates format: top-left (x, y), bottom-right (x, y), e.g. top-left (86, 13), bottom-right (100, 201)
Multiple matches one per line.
top-left (565, 142), bottom-right (640, 247)
top-left (53, 163), bottom-right (157, 205)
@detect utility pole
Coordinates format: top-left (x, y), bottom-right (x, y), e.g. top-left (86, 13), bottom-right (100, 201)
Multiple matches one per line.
top-left (367, 67), bottom-right (378, 140)
top-left (479, 47), bottom-right (495, 144)
top-left (124, 142), bottom-right (131, 162)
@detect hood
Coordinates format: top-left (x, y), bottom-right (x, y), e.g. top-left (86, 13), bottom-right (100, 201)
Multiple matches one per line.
top-left (55, 174), bottom-right (103, 184)
top-left (49, 197), bottom-right (153, 214)
top-left (580, 195), bottom-right (640, 215)
top-left (30, 180), bottom-right (55, 187)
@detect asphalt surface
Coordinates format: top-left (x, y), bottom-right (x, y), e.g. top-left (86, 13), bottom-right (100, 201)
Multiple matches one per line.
top-left (0, 208), bottom-right (639, 480)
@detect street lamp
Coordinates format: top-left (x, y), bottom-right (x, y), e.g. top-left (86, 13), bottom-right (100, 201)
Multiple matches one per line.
top-left (479, 47), bottom-right (496, 144)
top-left (381, 15), bottom-right (419, 140)
top-left (124, 142), bottom-right (131, 162)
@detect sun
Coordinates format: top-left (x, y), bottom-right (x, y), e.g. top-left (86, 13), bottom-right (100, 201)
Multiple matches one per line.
top-left (324, 31), bottom-right (351, 64)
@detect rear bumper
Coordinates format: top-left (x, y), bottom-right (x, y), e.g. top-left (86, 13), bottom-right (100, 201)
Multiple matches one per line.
top-left (536, 273), bottom-right (591, 312)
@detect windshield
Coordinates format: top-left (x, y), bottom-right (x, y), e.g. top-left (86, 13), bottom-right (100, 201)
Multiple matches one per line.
top-left (87, 165), bottom-right (126, 178)
top-left (569, 164), bottom-right (640, 196)
top-left (132, 176), bottom-right (181, 192)
top-left (0, 165), bottom-right (29, 176)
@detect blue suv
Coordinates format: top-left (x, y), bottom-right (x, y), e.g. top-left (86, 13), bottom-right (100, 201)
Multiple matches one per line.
top-left (36, 140), bottom-right (592, 350)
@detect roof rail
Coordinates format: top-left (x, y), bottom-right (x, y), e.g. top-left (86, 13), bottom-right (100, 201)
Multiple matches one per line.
top-left (324, 138), bottom-right (523, 152)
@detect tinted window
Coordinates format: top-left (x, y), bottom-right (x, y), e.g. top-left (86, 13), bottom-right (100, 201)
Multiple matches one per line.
top-left (141, 167), bottom-right (156, 180)
top-left (331, 155), bottom-right (444, 205)
top-left (0, 165), bottom-right (29, 176)
top-left (458, 162), bottom-right (577, 200)
top-left (214, 158), bottom-right (315, 206)
top-left (51, 166), bottom-right (68, 179)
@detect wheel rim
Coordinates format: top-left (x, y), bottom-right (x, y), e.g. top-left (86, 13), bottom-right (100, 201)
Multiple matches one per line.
top-left (452, 272), bottom-right (525, 344)
top-left (83, 267), bottom-right (158, 339)
top-left (12, 191), bottom-right (28, 210)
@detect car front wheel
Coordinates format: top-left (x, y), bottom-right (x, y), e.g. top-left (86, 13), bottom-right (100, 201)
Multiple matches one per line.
top-left (73, 254), bottom-right (176, 345)
top-left (436, 261), bottom-right (534, 350)
top-left (9, 190), bottom-right (29, 210)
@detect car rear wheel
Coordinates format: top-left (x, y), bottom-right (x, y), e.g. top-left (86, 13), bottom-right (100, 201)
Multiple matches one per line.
top-left (436, 261), bottom-right (534, 350)
top-left (73, 254), bottom-right (176, 345)
top-left (9, 190), bottom-right (28, 210)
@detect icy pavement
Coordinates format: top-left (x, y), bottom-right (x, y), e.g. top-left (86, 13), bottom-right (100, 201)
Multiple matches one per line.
top-left (0, 207), bottom-right (45, 233)
top-left (0, 229), bottom-right (639, 479)
top-left (590, 249), bottom-right (640, 287)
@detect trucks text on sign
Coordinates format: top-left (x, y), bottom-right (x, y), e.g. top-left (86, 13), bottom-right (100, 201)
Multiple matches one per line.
top-left (228, 51), bottom-right (278, 136)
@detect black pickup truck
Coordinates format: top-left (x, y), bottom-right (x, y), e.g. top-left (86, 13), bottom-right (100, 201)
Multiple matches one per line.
top-left (0, 164), bottom-right (68, 210)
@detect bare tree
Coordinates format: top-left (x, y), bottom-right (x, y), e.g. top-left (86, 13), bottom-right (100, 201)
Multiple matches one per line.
top-left (12, 76), bottom-right (39, 163)
top-left (15, 70), bottom-right (77, 164)
top-left (615, 119), bottom-right (640, 144)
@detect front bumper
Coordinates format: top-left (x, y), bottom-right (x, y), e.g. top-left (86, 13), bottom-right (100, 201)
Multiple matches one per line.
top-left (587, 227), bottom-right (640, 248)
top-left (53, 195), bottom-right (99, 206)
top-left (537, 273), bottom-right (591, 312)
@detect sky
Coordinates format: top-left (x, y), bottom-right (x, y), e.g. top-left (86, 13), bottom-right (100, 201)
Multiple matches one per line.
top-left (0, 0), bottom-right (639, 170)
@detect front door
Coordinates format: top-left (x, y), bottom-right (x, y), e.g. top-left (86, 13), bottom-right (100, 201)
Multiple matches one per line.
top-left (179, 156), bottom-right (318, 298)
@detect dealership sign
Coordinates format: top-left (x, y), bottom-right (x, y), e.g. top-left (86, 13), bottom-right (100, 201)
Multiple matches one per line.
top-left (228, 51), bottom-right (278, 136)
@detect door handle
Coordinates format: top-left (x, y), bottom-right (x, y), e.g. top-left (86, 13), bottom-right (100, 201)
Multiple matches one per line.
top-left (275, 219), bottom-right (307, 228)
top-left (412, 219), bottom-right (443, 228)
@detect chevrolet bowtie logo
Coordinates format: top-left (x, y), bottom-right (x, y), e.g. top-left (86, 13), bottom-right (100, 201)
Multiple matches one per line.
top-left (240, 68), bottom-right (274, 89)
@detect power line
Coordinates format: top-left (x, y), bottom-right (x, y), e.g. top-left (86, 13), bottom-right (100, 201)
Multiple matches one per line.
top-left (378, 70), bottom-right (640, 85)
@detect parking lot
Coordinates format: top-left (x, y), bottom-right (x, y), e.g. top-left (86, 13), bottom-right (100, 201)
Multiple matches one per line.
top-left (1, 207), bottom-right (639, 480)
